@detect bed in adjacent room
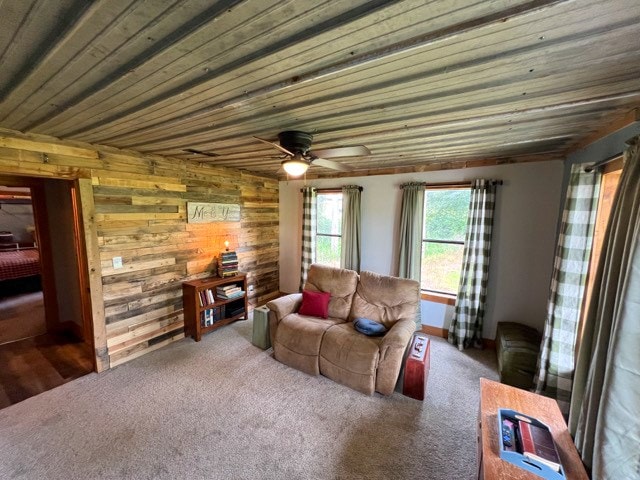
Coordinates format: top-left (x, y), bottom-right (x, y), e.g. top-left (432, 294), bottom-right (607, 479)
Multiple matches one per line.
top-left (0, 248), bottom-right (40, 282)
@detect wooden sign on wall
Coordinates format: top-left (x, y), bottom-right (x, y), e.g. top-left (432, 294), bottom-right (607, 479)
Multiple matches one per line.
top-left (187, 202), bottom-right (241, 223)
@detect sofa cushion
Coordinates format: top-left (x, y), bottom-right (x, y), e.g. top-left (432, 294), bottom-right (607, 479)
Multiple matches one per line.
top-left (353, 317), bottom-right (387, 336)
top-left (273, 313), bottom-right (345, 376)
top-left (350, 270), bottom-right (420, 329)
top-left (298, 289), bottom-right (331, 318)
top-left (319, 323), bottom-right (382, 395)
top-left (304, 264), bottom-right (358, 320)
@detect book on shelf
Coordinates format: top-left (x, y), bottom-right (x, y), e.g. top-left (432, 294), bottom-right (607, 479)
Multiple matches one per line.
top-left (199, 289), bottom-right (215, 306)
top-left (200, 306), bottom-right (224, 327)
top-left (217, 285), bottom-right (240, 294)
top-left (227, 305), bottom-right (245, 317)
top-left (218, 290), bottom-right (245, 300)
top-left (219, 271), bottom-right (238, 278)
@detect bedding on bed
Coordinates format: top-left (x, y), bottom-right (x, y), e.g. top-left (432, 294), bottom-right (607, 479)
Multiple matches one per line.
top-left (0, 249), bottom-right (40, 282)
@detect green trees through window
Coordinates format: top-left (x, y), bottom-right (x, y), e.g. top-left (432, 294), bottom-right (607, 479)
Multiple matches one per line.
top-left (421, 188), bottom-right (470, 294)
top-left (316, 192), bottom-right (342, 267)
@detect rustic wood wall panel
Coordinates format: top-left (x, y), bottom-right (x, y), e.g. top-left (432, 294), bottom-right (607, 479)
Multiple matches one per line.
top-left (0, 128), bottom-right (279, 368)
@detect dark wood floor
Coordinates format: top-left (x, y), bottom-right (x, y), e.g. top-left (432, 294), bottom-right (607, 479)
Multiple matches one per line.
top-left (0, 291), bottom-right (46, 344)
top-left (0, 333), bottom-right (94, 409)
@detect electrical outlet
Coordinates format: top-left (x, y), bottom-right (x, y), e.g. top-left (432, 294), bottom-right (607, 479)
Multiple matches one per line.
top-left (248, 284), bottom-right (255, 293)
top-left (112, 256), bottom-right (123, 269)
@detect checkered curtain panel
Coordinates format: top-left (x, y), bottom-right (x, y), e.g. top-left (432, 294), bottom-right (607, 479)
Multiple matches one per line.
top-left (535, 164), bottom-right (601, 414)
top-left (299, 186), bottom-right (317, 290)
top-left (448, 179), bottom-right (496, 350)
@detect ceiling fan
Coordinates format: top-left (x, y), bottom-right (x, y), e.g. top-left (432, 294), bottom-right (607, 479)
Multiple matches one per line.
top-left (254, 131), bottom-right (370, 176)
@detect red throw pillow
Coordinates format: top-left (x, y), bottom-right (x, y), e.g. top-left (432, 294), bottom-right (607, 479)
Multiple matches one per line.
top-left (298, 289), bottom-right (331, 319)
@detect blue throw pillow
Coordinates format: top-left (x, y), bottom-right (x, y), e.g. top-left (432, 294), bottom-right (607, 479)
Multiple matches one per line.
top-left (353, 317), bottom-right (387, 336)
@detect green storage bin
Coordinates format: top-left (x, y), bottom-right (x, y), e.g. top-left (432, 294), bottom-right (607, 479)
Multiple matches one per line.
top-left (496, 322), bottom-right (541, 390)
top-left (252, 305), bottom-right (271, 349)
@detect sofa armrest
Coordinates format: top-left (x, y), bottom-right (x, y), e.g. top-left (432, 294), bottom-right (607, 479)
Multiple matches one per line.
top-left (266, 293), bottom-right (302, 322)
top-left (266, 293), bottom-right (302, 346)
top-left (376, 318), bottom-right (416, 395)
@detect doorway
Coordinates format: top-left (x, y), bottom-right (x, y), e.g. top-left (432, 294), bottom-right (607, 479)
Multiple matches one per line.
top-left (0, 175), bottom-right (94, 408)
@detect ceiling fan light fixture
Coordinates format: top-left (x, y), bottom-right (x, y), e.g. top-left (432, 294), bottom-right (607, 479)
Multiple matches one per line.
top-left (282, 157), bottom-right (309, 177)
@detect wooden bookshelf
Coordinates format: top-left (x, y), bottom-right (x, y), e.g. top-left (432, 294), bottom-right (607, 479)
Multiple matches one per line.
top-left (182, 273), bottom-right (248, 341)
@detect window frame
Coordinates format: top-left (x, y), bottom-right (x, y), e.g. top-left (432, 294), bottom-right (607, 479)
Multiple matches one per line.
top-left (314, 189), bottom-right (343, 267)
top-left (420, 184), bottom-right (471, 304)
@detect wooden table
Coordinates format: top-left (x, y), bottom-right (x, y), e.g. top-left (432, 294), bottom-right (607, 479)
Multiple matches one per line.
top-left (478, 378), bottom-right (588, 480)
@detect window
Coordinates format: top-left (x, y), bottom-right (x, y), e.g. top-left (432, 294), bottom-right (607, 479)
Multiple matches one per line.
top-left (581, 158), bottom-right (623, 325)
top-left (421, 188), bottom-right (471, 295)
top-left (315, 191), bottom-right (342, 267)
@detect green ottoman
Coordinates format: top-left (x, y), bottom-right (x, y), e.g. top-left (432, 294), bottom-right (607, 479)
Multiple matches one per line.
top-left (252, 305), bottom-right (271, 349)
top-left (496, 322), bottom-right (541, 390)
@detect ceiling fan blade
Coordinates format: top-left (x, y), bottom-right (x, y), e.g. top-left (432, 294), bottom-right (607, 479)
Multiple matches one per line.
top-left (254, 136), bottom-right (295, 156)
top-left (311, 158), bottom-right (355, 172)
top-left (308, 145), bottom-right (370, 158)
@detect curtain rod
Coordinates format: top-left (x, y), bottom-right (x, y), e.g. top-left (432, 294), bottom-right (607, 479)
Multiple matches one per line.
top-left (583, 152), bottom-right (623, 173)
top-left (299, 186), bottom-right (363, 192)
top-left (400, 180), bottom-right (502, 189)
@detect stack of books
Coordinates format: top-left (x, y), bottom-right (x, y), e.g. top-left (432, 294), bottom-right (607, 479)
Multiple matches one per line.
top-left (216, 284), bottom-right (245, 300)
top-left (218, 250), bottom-right (239, 277)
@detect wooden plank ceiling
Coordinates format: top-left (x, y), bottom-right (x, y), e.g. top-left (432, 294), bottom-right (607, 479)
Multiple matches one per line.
top-left (1, 0), bottom-right (639, 178)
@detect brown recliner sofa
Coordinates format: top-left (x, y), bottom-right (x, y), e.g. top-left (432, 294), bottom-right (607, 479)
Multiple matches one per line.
top-left (266, 264), bottom-right (420, 395)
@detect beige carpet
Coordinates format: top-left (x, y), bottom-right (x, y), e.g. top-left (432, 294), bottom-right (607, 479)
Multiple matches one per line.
top-left (0, 319), bottom-right (498, 480)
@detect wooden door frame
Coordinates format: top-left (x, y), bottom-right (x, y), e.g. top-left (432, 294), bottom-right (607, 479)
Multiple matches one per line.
top-left (0, 174), bottom-right (108, 372)
top-left (76, 178), bottom-right (108, 372)
top-left (0, 175), bottom-right (60, 332)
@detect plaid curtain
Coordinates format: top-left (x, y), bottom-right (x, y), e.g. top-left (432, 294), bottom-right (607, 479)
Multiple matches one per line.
top-left (341, 185), bottom-right (362, 271)
top-left (570, 137), bottom-right (639, 476)
top-left (448, 179), bottom-right (497, 350)
top-left (300, 186), bottom-right (317, 290)
top-left (534, 163), bottom-right (601, 414)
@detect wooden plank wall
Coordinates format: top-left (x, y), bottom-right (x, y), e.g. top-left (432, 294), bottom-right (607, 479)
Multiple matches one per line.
top-left (0, 128), bottom-right (279, 368)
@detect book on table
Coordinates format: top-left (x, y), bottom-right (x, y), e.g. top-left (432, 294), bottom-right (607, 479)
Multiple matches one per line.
top-left (518, 420), bottom-right (562, 472)
top-left (498, 409), bottom-right (564, 479)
